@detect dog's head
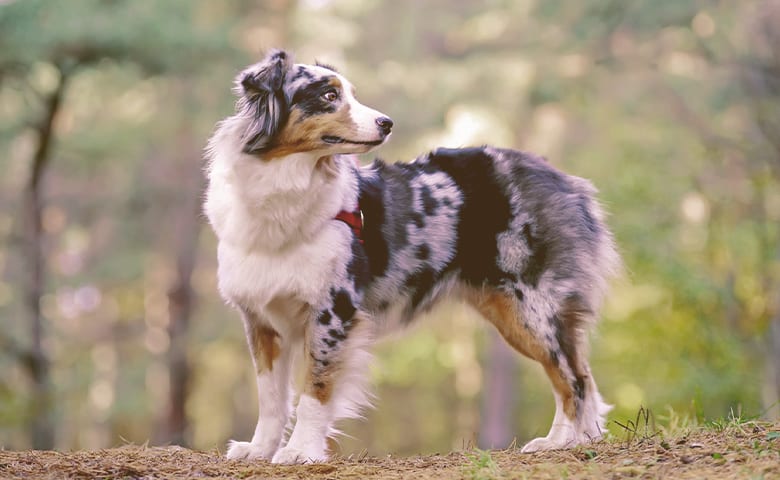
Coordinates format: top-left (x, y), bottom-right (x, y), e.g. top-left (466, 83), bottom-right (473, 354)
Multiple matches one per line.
top-left (234, 50), bottom-right (393, 158)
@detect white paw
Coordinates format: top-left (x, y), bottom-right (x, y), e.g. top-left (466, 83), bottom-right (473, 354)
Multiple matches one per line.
top-left (521, 436), bottom-right (575, 453)
top-left (225, 440), bottom-right (277, 461)
top-left (271, 445), bottom-right (327, 464)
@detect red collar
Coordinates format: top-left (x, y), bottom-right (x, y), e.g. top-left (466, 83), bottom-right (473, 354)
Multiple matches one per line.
top-left (335, 205), bottom-right (364, 244)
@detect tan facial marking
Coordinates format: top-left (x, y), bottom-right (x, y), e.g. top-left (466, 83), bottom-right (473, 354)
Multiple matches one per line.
top-left (261, 103), bottom-right (357, 160)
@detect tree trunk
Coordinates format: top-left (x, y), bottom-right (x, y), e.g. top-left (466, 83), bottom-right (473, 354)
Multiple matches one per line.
top-left (24, 65), bottom-right (68, 450)
top-left (768, 315), bottom-right (780, 419)
top-left (164, 120), bottom-right (204, 446)
top-left (478, 329), bottom-right (518, 449)
top-left (165, 234), bottom-right (199, 446)
top-left (165, 75), bottom-right (204, 446)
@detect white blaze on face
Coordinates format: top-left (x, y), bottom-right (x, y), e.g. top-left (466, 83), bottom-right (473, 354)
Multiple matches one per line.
top-left (336, 73), bottom-right (389, 142)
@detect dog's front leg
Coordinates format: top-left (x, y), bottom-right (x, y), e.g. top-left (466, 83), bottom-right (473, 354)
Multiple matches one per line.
top-left (271, 295), bottom-right (370, 464)
top-left (226, 307), bottom-right (293, 461)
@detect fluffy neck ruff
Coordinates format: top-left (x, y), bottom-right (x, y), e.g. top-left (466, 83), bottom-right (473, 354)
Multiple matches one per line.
top-left (205, 120), bottom-right (356, 252)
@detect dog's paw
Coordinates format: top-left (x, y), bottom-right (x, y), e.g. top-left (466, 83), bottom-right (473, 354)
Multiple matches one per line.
top-left (225, 440), bottom-right (276, 461)
top-left (271, 445), bottom-right (327, 464)
top-left (520, 436), bottom-right (575, 453)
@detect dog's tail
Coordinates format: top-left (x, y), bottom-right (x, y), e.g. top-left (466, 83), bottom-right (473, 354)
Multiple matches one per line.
top-left (577, 177), bottom-right (624, 314)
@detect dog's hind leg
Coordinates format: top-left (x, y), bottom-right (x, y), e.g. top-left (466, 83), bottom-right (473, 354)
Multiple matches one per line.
top-left (226, 307), bottom-right (294, 461)
top-left (468, 288), bottom-right (610, 453)
top-left (271, 292), bottom-right (372, 464)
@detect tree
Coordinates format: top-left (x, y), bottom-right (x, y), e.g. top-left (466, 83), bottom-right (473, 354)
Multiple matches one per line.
top-left (740, 0), bottom-right (780, 417)
top-left (0, 0), bottom-right (234, 448)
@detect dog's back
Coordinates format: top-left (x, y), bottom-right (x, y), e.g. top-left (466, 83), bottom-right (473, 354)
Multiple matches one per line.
top-left (357, 146), bottom-right (619, 324)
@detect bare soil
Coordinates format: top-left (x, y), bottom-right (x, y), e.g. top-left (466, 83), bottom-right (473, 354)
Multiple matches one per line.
top-left (1, 421), bottom-right (778, 479)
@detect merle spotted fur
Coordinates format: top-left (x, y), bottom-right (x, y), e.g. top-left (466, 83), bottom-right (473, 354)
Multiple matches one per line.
top-left (205, 50), bottom-right (621, 464)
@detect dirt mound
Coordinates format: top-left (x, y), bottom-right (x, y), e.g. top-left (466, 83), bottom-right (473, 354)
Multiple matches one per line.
top-left (1, 421), bottom-right (778, 479)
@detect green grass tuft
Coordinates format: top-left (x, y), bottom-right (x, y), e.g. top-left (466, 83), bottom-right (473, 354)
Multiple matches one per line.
top-left (463, 448), bottom-right (503, 480)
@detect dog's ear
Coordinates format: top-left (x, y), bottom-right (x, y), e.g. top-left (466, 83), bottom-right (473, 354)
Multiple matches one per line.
top-left (237, 50), bottom-right (292, 155)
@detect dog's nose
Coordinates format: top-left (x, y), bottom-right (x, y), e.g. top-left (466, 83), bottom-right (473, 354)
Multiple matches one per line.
top-left (376, 116), bottom-right (393, 135)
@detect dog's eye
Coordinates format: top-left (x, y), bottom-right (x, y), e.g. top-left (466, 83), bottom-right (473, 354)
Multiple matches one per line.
top-left (322, 90), bottom-right (338, 102)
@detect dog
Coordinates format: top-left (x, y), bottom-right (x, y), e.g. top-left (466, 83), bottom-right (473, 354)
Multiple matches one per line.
top-left (204, 50), bottom-right (621, 464)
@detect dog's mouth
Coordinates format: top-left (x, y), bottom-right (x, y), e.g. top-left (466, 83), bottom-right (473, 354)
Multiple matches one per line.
top-left (322, 135), bottom-right (385, 146)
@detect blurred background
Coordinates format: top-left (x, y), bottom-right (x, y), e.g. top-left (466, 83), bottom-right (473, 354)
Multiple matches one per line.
top-left (1, 0), bottom-right (779, 456)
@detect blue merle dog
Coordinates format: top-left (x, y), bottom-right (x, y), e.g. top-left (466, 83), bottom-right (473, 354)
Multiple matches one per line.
top-left (204, 50), bottom-right (621, 464)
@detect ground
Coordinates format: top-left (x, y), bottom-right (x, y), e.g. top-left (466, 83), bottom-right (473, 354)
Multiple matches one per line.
top-left (1, 420), bottom-right (778, 479)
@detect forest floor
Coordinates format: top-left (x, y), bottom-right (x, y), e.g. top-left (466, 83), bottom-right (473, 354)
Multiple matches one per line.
top-left (1, 418), bottom-right (778, 479)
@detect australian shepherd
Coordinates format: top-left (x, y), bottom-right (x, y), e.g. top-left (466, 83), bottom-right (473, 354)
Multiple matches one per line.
top-left (204, 50), bottom-right (620, 464)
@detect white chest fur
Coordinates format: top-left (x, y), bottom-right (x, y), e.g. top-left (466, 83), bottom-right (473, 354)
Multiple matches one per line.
top-left (204, 123), bottom-right (358, 332)
top-left (216, 224), bottom-right (350, 311)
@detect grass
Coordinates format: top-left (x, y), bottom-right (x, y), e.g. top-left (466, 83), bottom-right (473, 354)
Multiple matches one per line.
top-left (464, 448), bottom-right (502, 480)
top-left (0, 411), bottom-right (778, 479)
